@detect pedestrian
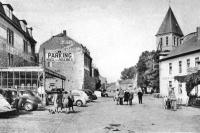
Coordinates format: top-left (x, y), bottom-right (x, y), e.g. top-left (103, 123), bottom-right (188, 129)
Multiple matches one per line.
top-left (138, 89), bottom-right (143, 104)
top-left (68, 90), bottom-right (74, 113)
top-left (124, 90), bottom-right (130, 105)
top-left (62, 91), bottom-right (69, 113)
top-left (118, 88), bottom-right (124, 105)
top-left (129, 91), bottom-right (134, 105)
top-left (56, 90), bottom-right (63, 113)
top-left (114, 89), bottom-right (119, 105)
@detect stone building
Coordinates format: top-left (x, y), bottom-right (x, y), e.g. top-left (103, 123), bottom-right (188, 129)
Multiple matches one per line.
top-left (39, 30), bottom-right (95, 91)
top-left (158, 7), bottom-right (200, 104)
top-left (0, 2), bottom-right (37, 67)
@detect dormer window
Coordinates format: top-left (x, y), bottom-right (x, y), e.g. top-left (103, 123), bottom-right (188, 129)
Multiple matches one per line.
top-left (19, 20), bottom-right (27, 32)
top-left (3, 4), bottom-right (13, 20)
top-left (27, 27), bottom-right (33, 37)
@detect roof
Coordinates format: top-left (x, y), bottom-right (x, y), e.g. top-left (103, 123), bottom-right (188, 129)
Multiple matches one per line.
top-left (160, 33), bottom-right (200, 61)
top-left (39, 31), bottom-right (90, 55)
top-left (156, 7), bottom-right (183, 36)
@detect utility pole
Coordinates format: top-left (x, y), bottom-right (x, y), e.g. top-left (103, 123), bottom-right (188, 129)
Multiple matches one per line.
top-left (42, 48), bottom-right (46, 105)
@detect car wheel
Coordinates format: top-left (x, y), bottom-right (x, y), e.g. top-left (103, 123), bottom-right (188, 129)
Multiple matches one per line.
top-left (24, 103), bottom-right (33, 111)
top-left (76, 100), bottom-right (83, 107)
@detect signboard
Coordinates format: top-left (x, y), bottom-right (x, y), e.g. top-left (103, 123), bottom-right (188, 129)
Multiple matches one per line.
top-left (46, 49), bottom-right (73, 62)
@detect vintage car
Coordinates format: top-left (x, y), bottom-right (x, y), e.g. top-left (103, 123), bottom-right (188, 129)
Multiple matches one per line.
top-left (0, 93), bottom-right (16, 116)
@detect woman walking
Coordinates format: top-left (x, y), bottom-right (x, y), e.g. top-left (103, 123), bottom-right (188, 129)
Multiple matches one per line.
top-left (68, 90), bottom-right (74, 113)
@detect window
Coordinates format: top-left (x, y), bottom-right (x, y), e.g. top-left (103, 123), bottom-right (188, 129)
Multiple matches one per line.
top-left (174, 36), bottom-right (176, 46)
top-left (8, 53), bottom-right (13, 66)
top-left (178, 82), bottom-right (182, 94)
top-left (160, 37), bottom-right (162, 47)
top-left (177, 38), bottom-right (179, 46)
top-left (169, 63), bottom-right (172, 74)
top-left (7, 28), bottom-right (14, 46)
top-left (3, 5), bottom-right (12, 19)
top-left (23, 40), bottom-right (28, 53)
top-left (169, 81), bottom-right (172, 88)
top-left (187, 59), bottom-right (190, 68)
top-left (47, 62), bottom-right (52, 67)
top-left (195, 57), bottom-right (199, 67)
top-left (179, 61), bottom-right (182, 73)
top-left (166, 36), bottom-right (168, 46)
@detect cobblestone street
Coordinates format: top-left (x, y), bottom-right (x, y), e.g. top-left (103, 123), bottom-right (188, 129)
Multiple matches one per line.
top-left (0, 95), bottom-right (200, 133)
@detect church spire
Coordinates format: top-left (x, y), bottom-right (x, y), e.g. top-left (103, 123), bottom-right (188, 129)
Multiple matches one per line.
top-left (156, 7), bottom-right (183, 37)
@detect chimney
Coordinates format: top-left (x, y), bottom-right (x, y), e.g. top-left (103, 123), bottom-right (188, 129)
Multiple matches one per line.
top-left (197, 27), bottom-right (200, 40)
top-left (63, 30), bottom-right (67, 36)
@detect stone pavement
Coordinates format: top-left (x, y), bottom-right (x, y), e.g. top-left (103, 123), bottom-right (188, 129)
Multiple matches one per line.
top-left (0, 95), bottom-right (200, 133)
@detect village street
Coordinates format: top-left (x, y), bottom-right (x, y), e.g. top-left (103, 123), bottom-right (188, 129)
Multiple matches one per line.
top-left (0, 95), bottom-right (200, 133)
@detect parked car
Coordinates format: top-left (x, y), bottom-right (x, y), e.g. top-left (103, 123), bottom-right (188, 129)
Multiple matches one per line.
top-left (83, 89), bottom-right (97, 101)
top-left (18, 90), bottom-right (42, 111)
top-left (71, 91), bottom-right (87, 107)
top-left (101, 91), bottom-right (108, 97)
top-left (71, 90), bottom-right (89, 102)
top-left (0, 93), bottom-right (16, 116)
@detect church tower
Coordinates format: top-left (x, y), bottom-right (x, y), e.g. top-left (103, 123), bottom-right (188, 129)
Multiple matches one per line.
top-left (156, 7), bottom-right (183, 56)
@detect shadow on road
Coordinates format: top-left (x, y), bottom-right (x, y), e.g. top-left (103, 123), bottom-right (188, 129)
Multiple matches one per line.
top-left (0, 110), bottom-right (33, 119)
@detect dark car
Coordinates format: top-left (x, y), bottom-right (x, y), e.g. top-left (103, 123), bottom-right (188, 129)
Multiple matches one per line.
top-left (83, 89), bottom-right (97, 101)
top-left (101, 91), bottom-right (108, 97)
top-left (16, 90), bottom-right (42, 111)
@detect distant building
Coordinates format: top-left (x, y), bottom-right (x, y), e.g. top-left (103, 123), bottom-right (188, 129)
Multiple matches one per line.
top-left (158, 7), bottom-right (200, 104)
top-left (39, 30), bottom-right (94, 91)
top-left (118, 79), bottom-right (134, 91)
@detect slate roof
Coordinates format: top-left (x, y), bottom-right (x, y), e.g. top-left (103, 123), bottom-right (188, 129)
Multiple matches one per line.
top-left (160, 33), bottom-right (200, 61)
top-left (156, 7), bottom-right (183, 37)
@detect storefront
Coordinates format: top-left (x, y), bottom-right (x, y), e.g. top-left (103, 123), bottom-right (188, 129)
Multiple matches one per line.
top-left (0, 66), bottom-right (66, 91)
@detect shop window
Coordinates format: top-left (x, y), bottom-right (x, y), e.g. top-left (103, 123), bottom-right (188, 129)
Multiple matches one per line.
top-left (14, 72), bottom-right (19, 78)
top-left (20, 72), bottom-right (25, 79)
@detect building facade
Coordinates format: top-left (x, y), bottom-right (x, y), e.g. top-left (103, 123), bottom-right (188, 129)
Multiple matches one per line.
top-left (0, 2), bottom-right (37, 68)
top-left (158, 7), bottom-right (200, 104)
top-left (39, 30), bottom-right (95, 91)
top-left (0, 2), bottom-right (38, 89)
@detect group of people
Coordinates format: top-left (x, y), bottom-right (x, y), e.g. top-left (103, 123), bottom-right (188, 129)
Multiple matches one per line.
top-left (114, 88), bottom-right (143, 105)
top-left (163, 87), bottom-right (177, 111)
top-left (48, 90), bottom-right (75, 114)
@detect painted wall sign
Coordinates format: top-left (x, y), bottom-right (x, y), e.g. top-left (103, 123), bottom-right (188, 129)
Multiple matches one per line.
top-left (46, 49), bottom-right (73, 62)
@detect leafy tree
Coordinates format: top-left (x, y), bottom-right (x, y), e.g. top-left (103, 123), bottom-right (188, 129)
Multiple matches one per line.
top-left (136, 50), bottom-right (159, 93)
top-left (121, 66), bottom-right (137, 80)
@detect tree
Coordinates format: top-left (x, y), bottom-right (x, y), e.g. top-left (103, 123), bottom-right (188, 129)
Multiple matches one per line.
top-left (136, 50), bottom-right (159, 93)
top-left (120, 66), bottom-right (137, 80)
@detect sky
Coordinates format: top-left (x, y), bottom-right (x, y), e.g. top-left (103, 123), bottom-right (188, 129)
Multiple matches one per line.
top-left (2, 0), bottom-right (200, 82)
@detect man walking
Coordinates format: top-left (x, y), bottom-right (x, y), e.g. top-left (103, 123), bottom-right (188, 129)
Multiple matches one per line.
top-left (138, 89), bottom-right (143, 104)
